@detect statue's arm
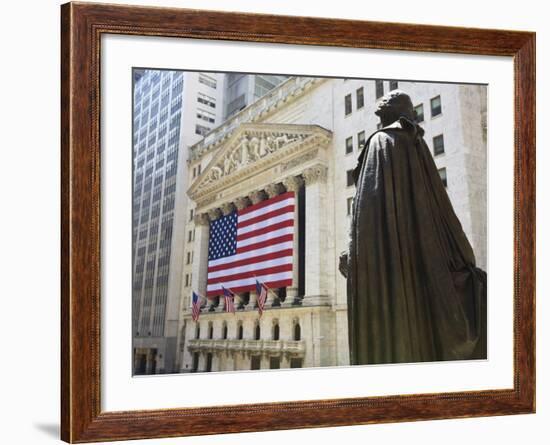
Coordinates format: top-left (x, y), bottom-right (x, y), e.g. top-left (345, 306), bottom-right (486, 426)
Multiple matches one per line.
top-left (338, 250), bottom-right (348, 278)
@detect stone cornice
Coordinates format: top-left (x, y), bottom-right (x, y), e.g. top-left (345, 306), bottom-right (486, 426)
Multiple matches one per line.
top-left (188, 77), bottom-right (327, 162)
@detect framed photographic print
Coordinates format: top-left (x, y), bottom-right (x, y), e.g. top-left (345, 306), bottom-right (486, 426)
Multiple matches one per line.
top-left (61, 2), bottom-right (535, 442)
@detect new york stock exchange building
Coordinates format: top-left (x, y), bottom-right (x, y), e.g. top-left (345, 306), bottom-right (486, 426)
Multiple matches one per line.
top-left (176, 76), bottom-right (487, 373)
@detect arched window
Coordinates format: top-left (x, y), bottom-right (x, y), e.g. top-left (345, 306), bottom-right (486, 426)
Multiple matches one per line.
top-left (272, 320), bottom-right (280, 341)
top-left (254, 321), bottom-right (261, 340)
top-left (222, 322), bottom-right (228, 339)
top-left (208, 322), bottom-right (213, 339)
top-left (294, 322), bottom-right (301, 341)
top-left (237, 321), bottom-right (243, 340)
top-left (195, 323), bottom-right (200, 339)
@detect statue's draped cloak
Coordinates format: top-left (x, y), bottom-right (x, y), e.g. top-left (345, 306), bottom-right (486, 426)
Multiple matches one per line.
top-left (347, 118), bottom-right (486, 365)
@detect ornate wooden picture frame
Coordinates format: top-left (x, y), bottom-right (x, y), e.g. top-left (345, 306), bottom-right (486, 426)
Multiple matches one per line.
top-left (61, 2), bottom-right (535, 442)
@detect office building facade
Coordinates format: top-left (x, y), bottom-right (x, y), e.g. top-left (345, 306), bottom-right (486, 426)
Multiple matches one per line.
top-left (132, 70), bottom-right (224, 374)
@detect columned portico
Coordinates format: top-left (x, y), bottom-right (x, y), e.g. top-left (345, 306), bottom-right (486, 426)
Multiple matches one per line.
top-left (302, 164), bottom-right (330, 305)
top-left (180, 122), bottom-right (336, 372)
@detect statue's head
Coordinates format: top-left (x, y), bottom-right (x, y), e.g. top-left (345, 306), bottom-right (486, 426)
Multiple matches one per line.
top-left (375, 90), bottom-right (415, 126)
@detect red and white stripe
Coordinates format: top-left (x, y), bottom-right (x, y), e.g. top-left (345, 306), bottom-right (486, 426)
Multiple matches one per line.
top-left (207, 192), bottom-right (295, 296)
top-left (224, 294), bottom-right (235, 313)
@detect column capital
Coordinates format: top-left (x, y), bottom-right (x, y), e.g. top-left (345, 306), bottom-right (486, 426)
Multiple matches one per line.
top-left (234, 196), bottom-right (251, 210)
top-left (265, 183), bottom-right (285, 198)
top-left (193, 213), bottom-right (210, 226)
top-left (283, 175), bottom-right (304, 192)
top-left (302, 164), bottom-right (328, 185)
top-left (248, 189), bottom-right (267, 204)
top-left (220, 202), bottom-right (236, 216)
top-left (207, 208), bottom-right (222, 221)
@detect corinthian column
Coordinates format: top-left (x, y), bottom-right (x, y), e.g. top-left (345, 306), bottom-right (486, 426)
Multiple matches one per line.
top-left (282, 175), bottom-right (304, 307)
top-left (234, 196), bottom-right (251, 211)
top-left (220, 202), bottom-right (236, 216)
top-left (265, 183), bottom-right (285, 198)
top-left (302, 165), bottom-right (330, 306)
top-left (248, 190), bottom-right (267, 205)
top-left (191, 213), bottom-right (211, 299)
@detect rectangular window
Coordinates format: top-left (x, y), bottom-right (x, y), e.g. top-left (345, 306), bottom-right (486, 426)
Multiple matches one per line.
top-left (344, 94), bottom-right (352, 116)
top-left (347, 197), bottom-right (354, 216)
top-left (431, 95), bottom-right (442, 117)
top-left (195, 124), bottom-right (211, 136)
top-left (197, 108), bottom-right (216, 124)
top-left (356, 87), bottom-right (364, 109)
top-left (346, 169), bottom-right (355, 187)
top-left (345, 136), bottom-right (353, 154)
top-left (197, 92), bottom-right (216, 108)
top-left (188, 230), bottom-right (193, 242)
top-left (389, 80), bottom-right (399, 90)
top-left (433, 134), bottom-right (445, 155)
top-left (375, 80), bottom-right (384, 99)
top-left (438, 167), bottom-right (448, 187)
top-left (414, 104), bottom-right (424, 123)
top-left (198, 73), bottom-right (217, 89)
top-left (189, 208), bottom-right (194, 222)
top-left (358, 131), bottom-right (366, 150)
top-left (197, 164), bottom-right (202, 175)
top-left (186, 251), bottom-right (192, 265)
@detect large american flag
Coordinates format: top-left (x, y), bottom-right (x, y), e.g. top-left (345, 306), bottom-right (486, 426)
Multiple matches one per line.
top-left (206, 191), bottom-right (295, 297)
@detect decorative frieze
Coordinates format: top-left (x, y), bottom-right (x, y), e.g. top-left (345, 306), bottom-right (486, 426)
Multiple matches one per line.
top-left (280, 149), bottom-right (318, 172)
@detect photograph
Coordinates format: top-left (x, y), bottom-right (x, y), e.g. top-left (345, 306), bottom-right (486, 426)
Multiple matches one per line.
top-left (131, 70), bottom-right (488, 375)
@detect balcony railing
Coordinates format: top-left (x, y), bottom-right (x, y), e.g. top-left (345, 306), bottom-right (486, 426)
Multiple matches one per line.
top-left (187, 338), bottom-right (305, 357)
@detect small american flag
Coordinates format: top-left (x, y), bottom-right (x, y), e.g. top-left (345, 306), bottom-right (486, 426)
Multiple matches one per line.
top-left (222, 286), bottom-right (236, 313)
top-left (191, 291), bottom-right (202, 322)
top-left (207, 191), bottom-right (295, 296)
top-left (255, 279), bottom-right (268, 316)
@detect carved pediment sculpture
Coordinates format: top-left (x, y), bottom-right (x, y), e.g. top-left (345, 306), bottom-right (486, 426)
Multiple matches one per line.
top-left (189, 123), bottom-right (332, 200)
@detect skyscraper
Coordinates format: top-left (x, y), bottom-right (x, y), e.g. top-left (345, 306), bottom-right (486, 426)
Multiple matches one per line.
top-left (223, 73), bottom-right (289, 120)
top-left (132, 69), bottom-right (224, 374)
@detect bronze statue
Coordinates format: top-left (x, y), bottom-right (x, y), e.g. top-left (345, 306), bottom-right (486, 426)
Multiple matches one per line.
top-left (340, 90), bottom-right (487, 365)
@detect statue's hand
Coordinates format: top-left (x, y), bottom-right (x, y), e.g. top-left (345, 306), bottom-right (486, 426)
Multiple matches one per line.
top-left (339, 251), bottom-right (349, 278)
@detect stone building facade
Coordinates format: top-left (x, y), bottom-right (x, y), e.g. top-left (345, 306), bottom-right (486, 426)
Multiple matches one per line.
top-left (176, 76), bottom-right (487, 373)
